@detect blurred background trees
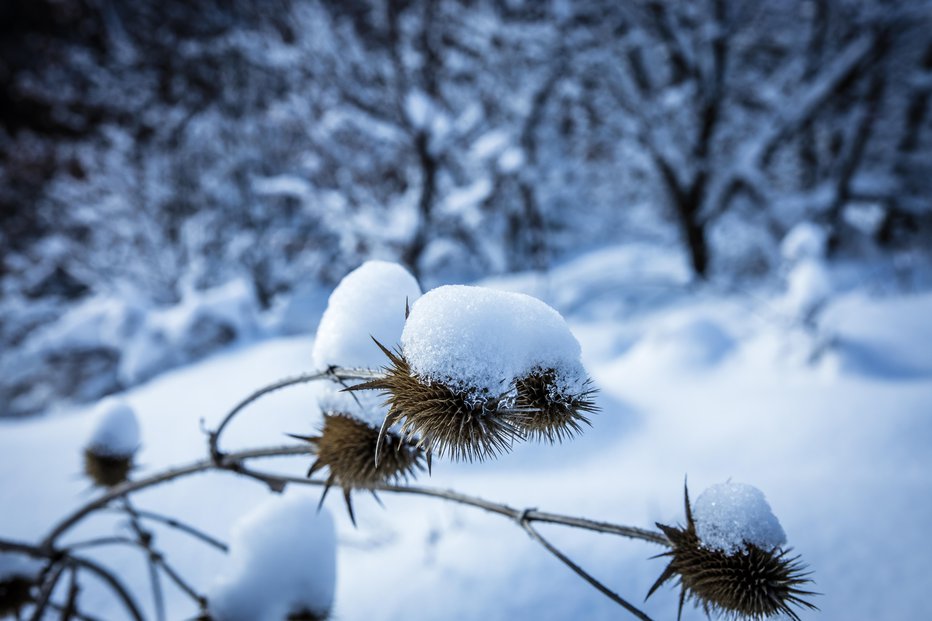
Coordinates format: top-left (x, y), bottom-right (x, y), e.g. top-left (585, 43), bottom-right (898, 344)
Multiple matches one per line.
top-left (2, 0), bottom-right (931, 416)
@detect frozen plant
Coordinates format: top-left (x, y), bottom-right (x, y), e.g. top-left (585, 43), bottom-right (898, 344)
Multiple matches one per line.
top-left (0, 262), bottom-right (815, 621)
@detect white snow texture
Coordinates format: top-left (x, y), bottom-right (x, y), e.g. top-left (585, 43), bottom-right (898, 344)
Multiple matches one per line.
top-left (693, 482), bottom-right (787, 555)
top-left (86, 398), bottom-right (140, 457)
top-left (208, 493), bottom-right (336, 621)
top-left (311, 261), bottom-right (421, 425)
top-left (401, 285), bottom-right (587, 398)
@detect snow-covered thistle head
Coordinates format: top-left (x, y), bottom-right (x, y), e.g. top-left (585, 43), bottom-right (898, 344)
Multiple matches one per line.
top-left (351, 285), bottom-right (596, 462)
top-left (649, 483), bottom-right (816, 621)
top-left (83, 398), bottom-right (140, 487)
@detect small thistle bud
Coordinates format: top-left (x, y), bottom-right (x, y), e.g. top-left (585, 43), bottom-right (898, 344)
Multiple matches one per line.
top-left (83, 398), bottom-right (141, 488)
top-left (351, 285), bottom-right (596, 462)
top-left (649, 483), bottom-right (816, 621)
top-left (290, 412), bottom-right (424, 524)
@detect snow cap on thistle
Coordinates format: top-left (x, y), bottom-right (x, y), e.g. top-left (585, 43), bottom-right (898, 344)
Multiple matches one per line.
top-left (649, 482), bottom-right (816, 621)
top-left (83, 397), bottom-right (140, 487)
top-left (352, 285), bottom-right (596, 462)
top-left (294, 261), bottom-right (424, 524)
top-left (208, 493), bottom-right (336, 621)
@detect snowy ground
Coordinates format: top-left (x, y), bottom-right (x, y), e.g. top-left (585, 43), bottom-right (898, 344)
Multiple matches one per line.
top-left (2, 245), bottom-right (931, 620)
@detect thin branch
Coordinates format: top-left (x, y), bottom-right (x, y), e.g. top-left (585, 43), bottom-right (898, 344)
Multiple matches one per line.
top-left (123, 497), bottom-right (165, 621)
top-left (0, 540), bottom-right (146, 621)
top-left (109, 508), bottom-right (227, 553)
top-left (208, 368), bottom-right (380, 465)
top-left (520, 517), bottom-right (655, 621)
top-left (28, 559), bottom-right (67, 621)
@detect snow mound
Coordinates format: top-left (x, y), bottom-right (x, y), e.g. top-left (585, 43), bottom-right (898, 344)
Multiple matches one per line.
top-left (312, 261), bottom-right (421, 426)
top-left (626, 316), bottom-right (735, 371)
top-left (401, 285), bottom-right (587, 398)
top-left (0, 552), bottom-right (43, 581)
top-left (208, 493), bottom-right (336, 621)
top-left (693, 482), bottom-right (787, 555)
top-left (86, 398), bottom-right (140, 457)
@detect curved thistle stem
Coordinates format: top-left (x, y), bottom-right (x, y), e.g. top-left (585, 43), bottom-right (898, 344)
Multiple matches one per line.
top-left (0, 539), bottom-right (144, 621)
top-left (208, 367), bottom-right (381, 466)
top-left (122, 497), bottom-right (165, 621)
top-left (519, 515), bottom-right (655, 621)
top-left (106, 507), bottom-right (228, 553)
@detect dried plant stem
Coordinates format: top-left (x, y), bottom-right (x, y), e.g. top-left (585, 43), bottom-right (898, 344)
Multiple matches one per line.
top-left (0, 539), bottom-right (144, 621)
top-left (208, 367), bottom-right (381, 465)
top-left (519, 517), bottom-right (654, 621)
top-left (28, 558), bottom-right (67, 621)
top-left (109, 507), bottom-right (227, 553)
top-left (123, 497), bottom-right (165, 621)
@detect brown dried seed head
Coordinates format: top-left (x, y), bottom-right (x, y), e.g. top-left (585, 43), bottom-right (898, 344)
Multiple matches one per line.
top-left (649, 486), bottom-right (817, 621)
top-left (306, 413), bottom-right (423, 490)
top-left (348, 341), bottom-right (523, 462)
top-left (287, 608), bottom-right (328, 621)
top-left (514, 369), bottom-right (598, 443)
top-left (0, 575), bottom-right (33, 617)
top-left (83, 448), bottom-right (133, 488)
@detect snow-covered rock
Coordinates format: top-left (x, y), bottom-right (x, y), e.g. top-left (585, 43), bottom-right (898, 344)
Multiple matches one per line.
top-left (86, 398), bottom-right (140, 457)
top-left (401, 285), bottom-right (587, 398)
top-left (693, 482), bottom-right (787, 555)
top-left (208, 493), bottom-right (336, 621)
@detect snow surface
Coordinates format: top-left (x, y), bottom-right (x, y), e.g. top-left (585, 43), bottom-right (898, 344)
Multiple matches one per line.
top-left (311, 261), bottom-right (421, 425)
top-left (85, 397), bottom-right (140, 457)
top-left (401, 285), bottom-right (587, 398)
top-left (1, 245), bottom-right (932, 620)
top-left (693, 482), bottom-right (787, 554)
top-left (208, 493), bottom-right (336, 621)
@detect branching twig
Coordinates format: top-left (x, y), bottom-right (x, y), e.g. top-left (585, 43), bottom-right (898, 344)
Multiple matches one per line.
top-left (519, 515), bottom-right (655, 621)
top-left (108, 507), bottom-right (227, 553)
top-left (123, 497), bottom-right (165, 621)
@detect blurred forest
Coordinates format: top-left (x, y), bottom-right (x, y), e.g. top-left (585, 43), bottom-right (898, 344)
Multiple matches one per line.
top-left (2, 0), bottom-right (932, 417)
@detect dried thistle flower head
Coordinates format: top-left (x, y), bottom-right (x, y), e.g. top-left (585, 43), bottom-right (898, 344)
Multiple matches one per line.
top-left (514, 369), bottom-right (598, 442)
top-left (349, 342), bottom-right (523, 462)
top-left (83, 448), bottom-right (134, 488)
top-left (649, 484), bottom-right (816, 621)
top-left (291, 412), bottom-right (424, 525)
top-left (0, 575), bottom-right (33, 617)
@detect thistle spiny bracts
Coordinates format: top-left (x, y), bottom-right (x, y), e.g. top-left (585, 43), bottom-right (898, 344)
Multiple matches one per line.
top-left (514, 369), bottom-right (598, 443)
top-left (83, 448), bottom-right (134, 488)
top-left (348, 340), bottom-right (524, 462)
top-left (291, 412), bottom-right (423, 525)
top-left (648, 485), bottom-right (817, 621)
